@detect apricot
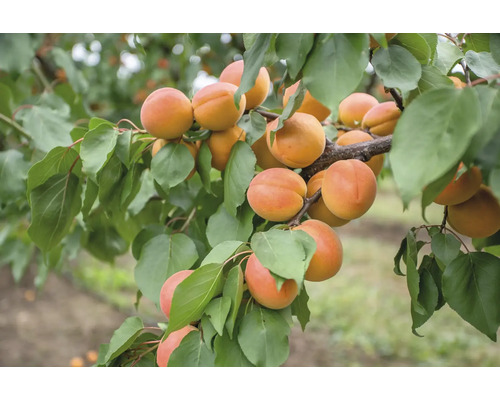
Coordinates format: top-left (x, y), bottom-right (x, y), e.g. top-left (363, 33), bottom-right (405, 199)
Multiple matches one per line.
top-left (192, 82), bottom-right (246, 131)
top-left (337, 129), bottom-right (347, 138)
top-left (449, 76), bottom-right (467, 88)
top-left (322, 159), bottom-right (377, 220)
top-left (251, 132), bottom-right (287, 170)
top-left (247, 168), bottom-right (307, 222)
top-left (69, 357), bottom-right (84, 367)
top-left (266, 112), bottom-right (326, 169)
top-left (292, 219), bottom-right (343, 282)
top-left (282, 81), bottom-right (331, 122)
top-left (447, 185), bottom-right (500, 238)
top-left (244, 253), bottom-right (298, 309)
top-left (369, 33), bottom-right (397, 49)
top-left (152, 139), bottom-right (198, 180)
top-left (219, 60), bottom-right (271, 110)
top-left (338, 93), bottom-right (379, 128)
top-left (361, 101), bottom-right (401, 136)
top-left (306, 170), bottom-right (349, 227)
top-left (207, 125), bottom-right (246, 171)
top-left (157, 325), bottom-right (198, 367)
top-left (433, 163), bottom-right (483, 206)
top-left (140, 87), bottom-right (194, 139)
top-left (159, 270), bottom-right (194, 319)
top-left (336, 130), bottom-right (385, 176)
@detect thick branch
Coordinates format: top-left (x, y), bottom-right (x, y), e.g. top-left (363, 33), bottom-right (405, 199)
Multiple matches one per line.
top-left (301, 135), bottom-right (392, 181)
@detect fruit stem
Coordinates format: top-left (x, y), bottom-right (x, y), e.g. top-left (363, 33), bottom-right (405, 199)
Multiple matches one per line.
top-left (287, 189), bottom-right (322, 227)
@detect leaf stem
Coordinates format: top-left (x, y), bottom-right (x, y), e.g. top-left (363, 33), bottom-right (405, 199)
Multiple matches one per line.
top-left (0, 112), bottom-right (32, 140)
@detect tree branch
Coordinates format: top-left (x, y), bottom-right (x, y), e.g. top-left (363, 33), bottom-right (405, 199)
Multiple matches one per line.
top-left (288, 189), bottom-right (322, 227)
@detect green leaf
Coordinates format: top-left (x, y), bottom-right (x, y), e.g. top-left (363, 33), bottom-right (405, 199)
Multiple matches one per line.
top-left (370, 33), bottom-right (389, 48)
top-left (251, 229), bottom-right (316, 288)
top-left (419, 33), bottom-right (438, 62)
top-left (167, 262), bottom-right (224, 335)
top-left (223, 141), bottom-right (256, 217)
top-left (237, 307), bottom-right (291, 367)
top-left (223, 265), bottom-right (245, 338)
top-left (131, 224), bottom-right (166, 260)
top-left (0, 149), bottom-right (30, 202)
top-left (464, 50), bottom-right (500, 79)
top-left (200, 315), bottom-right (218, 350)
top-left (291, 286), bottom-right (310, 331)
top-left (115, 130), bottom-right (133, 168)
top-left (127, 168), bottom-right (156, 215)
top-left (196, 141), bottom-right (213, 194)
top-left (372, 45), bottom-right (422, 91)
top-left (83, 215), bottom-right (128, 263)
top-left (234, 33), bottom-right (273, 107)
top-left (206, 202), bottom-right (254, 248)
top-left (80, 124), bottom-right (119, 182)
top-left (0, 239), bottom-right (34, 283)
top-left (275, 33), bottom-right (315, 79)
top-left (237, 110), bottom-right (267, 146)
top-left (303, 33), bottom-right (369, 117)
top-left (0, 33), bottom-right (36, 73)
top-left (214, 334), bottom-right (254, 367)
top-left (168, 330), bottom-right (215, 367)
top-left (26, 146), bottom-right (80, 196)
top-left (204, 297), bottom-right (232, 336)
top-left (0, 82), bottom-right (14, 116)
top-left (134, 233), bottom-right (198, 304)
top-left (433, 41), bottom-right (464, 74)
top-left (464, 33), bottom-right (491, 53)
top-left (17, 105), bottom-right (74, 153)
top-left (51, 47), bottom-right (88, 93)
top-left (104, 316), bottom-right (144, 363)
top-left (151, 142), bottom-right (195, 192)
top-left (405, 230), bottom-right (426, 315)
top-left (81, 178), bottom-right (98, 219)
top-left (431, 232), bottom-right (461, 267)
top-left (392, 33), bottom-right (432, 64)
top-left (490, 168), bottom-right (500, 200)
top-left (443, 252), bottom-right (500, 341)
top-left (411, 257), bottom-right (439, 336)
top-left (389, 87), bottom-right (481, 206)
top-left (97, 155), bottom-right (124, 206)
top-left (28, 173), bottom-right (82, 252)
top-left (490, 34), bottom-right (500, 65)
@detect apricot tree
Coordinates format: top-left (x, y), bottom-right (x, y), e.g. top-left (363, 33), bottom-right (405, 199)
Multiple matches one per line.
top-left (1, 33), bottom-right (500, 367)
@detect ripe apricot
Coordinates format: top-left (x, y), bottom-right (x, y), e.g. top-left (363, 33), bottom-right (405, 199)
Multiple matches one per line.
top-left (159, 270), bottom-right (194, 319)
top-left (433, 163), bottom-right (483, 206)
top-left (69, 357), bottom-right (84, 367)
top-left (251, 132), bottom-right (287, 170)
top-left (292, 219), bottom-right (343, 282)
top-left (244, 253), bottom-right (298, 309)
top-left (449, 76), bottom-right (467, 88)
top-left (247, 168), bottom-right (307, 222)
top-left (86, 350), bottom-right (98, 364)
top-left (157, 325), bottom-right (198, 367)
top-left (369, 33), bottom-right (397, 49)
top-left (322, 159), bottom-right (377, 220)
top-left (306, 170), bottom-right (349, 227)
top-left (207, 125), bottom-right (246, 171)
top-left (192, 82), bottom-right (246, 131)
top-left (336, 130), bottom-right (384, 176)
top-left (338, 93), bottom-right (379, 128)
top-left (282, 81), bottom-right (331, 122)
top-left (219, 60), bottom-right (271, 110)
top-left (447, 186), bottom-right (500, 238)
top-left (361, 101), bottom-right (401, 136)
top-left (266, 112), bottom-right (326, 169)
top-left (140, 87), bottom-right (194, 139)
top-left (152, 139), bottom-right (198, 180)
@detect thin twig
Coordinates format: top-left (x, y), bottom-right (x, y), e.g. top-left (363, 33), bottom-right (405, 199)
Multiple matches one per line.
top-left (0, 112), bottom-right (32, 140)
top-left (287, 189), bottom-right (322, 227)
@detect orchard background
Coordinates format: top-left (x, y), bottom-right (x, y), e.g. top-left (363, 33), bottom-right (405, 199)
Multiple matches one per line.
top-left (1, 32), bottom-right (500, 368)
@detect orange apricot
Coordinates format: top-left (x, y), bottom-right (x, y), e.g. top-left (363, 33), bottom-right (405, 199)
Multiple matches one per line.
top-left (282, 81), bottom-right (331, 122)
top-left (338, 92), bottom-right (379, 128)
top-left (219, 60), bottom-right (271, 110)
top-left (140, 87), bottom-right (194, 139)
top-left (322, 159), bottom-right (377, 220)
top-left (336, 130), bottom-right (385, 176)
top-left (159, 270), bottom-right (194, 319)
top-left (247, 168), bottom-right (307, 222)
top-left (250, 132), bottom-right (287, 170)
top-left (369, 33), bottom-right (397, 49)
top-left (69, 357), bottom-right (84, 367)
top-left (306, 170), bottom-right (349, 227)
top-left (152, 139), bottom-right (198, 180)
top-left (207, 125), bottom-right (246, 171)
top-left (433, 163), bottom-right (483, 206)
top-left (192, 82), bottom-right (246, 131)
top-left (266, 112), bottom-right (326, 169)
top-left (244, 253), bottom-right (298, 309)
top-left (157, 325), bottom-right (198, 367)
top-left (361, 101), bottom-right (401, 136)
top-left (447, 185), bottom-right (500, 238)
top-left (292, 219), bottom-right (343, 282)
top-left (449, 76), bottom-right (467, 88)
